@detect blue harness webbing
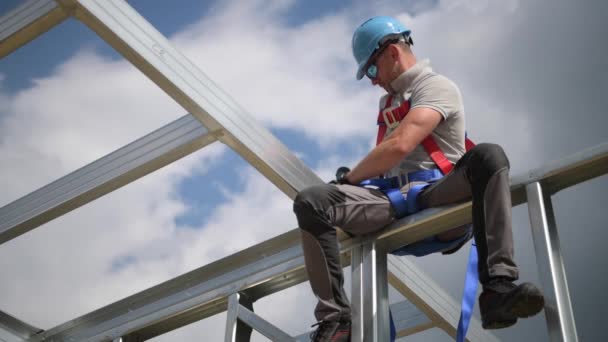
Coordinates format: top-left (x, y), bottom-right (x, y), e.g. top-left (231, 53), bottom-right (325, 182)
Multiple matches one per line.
top-left (359, 170), bottom-right (477, 342)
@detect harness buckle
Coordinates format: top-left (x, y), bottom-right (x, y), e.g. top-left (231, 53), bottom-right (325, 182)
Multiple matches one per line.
top-left (382, 107), bottom-right (401, 129)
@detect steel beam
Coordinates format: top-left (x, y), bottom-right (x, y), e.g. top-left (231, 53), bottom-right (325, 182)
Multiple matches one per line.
top-left (234, 293), bottom-right (254, 342)
top-left (224, 294), bottom-right (240, 342)
top-left (387, 300), bottom-right (434, 338)
top-left (526, 182), bottom-right (579, 342)
top-left (0, 311), bottom-right (41, 342)
top-left (236, 303), bottom-right (294, 342)
top-left (351, 241), bottom-right (364, 342)
top-left (0, 114), bottom-right (217, 245)
top-left (225, 292), bottom-right (293, 342)
top-left (361, 242), bottom-right (390, 342)
top-left (0, 0), bottom-right (68, 57)
top-left (29, 244), bottom-right (305, 342)
top-left (56, 0), bottom-right (322, 200)
top-left (511, 142), bottom-right (608, 195)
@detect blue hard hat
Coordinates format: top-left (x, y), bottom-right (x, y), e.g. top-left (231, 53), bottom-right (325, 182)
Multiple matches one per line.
top-left (352, 16), bottom-right (411, 80)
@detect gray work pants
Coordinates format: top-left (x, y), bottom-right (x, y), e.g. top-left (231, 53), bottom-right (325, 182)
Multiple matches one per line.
top-left (293, 143), bottom-right (519, 322)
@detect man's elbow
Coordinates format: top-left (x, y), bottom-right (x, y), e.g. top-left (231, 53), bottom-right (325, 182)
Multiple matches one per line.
top-left (392, 138), bottom-right (414, 157)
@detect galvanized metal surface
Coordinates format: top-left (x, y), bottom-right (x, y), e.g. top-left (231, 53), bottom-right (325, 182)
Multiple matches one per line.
top-left (350, 242), bottom-right (364, 342)
top-left (224, 294), bottom-right (240, 342)
top-left (527, 182), bottom-right (579, 342)
top-left (362, 242), bottom-right (390, 342)
top-left (0, 311), bottom-right (41, 342)
top-left (236, 303), bottom-right (295, 342)
top-left (512, 142), bottom-right (608, 195)
top-left (388, 300), bottom-right (433, 338)
top-left (0, 0), bottom-right (67, 57)
top-left (0, 114), bottom-right (217, 245)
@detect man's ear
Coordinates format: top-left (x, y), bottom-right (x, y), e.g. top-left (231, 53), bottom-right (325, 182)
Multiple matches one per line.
top-left (389, 44), bottom-right (400, 61)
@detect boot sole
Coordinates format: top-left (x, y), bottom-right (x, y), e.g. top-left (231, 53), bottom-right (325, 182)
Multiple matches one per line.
top-left (483, 318), bottom-right (517, 330)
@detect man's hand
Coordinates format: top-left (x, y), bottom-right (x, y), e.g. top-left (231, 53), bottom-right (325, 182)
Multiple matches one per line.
top-left (329, 166), bottom-right (352, 185)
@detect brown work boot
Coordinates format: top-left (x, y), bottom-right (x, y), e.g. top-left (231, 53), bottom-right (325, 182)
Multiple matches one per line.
top-left (479, 279), bottom-right (545, 329)
top-left (309, 320), bottom-right (351, 342)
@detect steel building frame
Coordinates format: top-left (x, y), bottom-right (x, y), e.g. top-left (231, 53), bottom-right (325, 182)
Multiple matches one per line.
top-left (1, 1), bottom-right (606, 341)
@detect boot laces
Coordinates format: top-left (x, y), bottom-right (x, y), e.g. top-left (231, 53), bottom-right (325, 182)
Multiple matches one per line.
top-left (309, 320), bottom-right (335, 341)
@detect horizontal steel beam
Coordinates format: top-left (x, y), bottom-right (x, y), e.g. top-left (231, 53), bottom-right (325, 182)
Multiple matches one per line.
top-left (379, 142), bottom-right (608, 253)
top-left (0, 114), bottom-right (217, 245)
top-left (26, 142), bottom-right (607, 341)
top-left (58, 0), bottom-right (322, 200)
top-left (511, 142), bottom-right (608, 195)
top-left (0, 0), bottom-right (68, 57)
top-left (0, 311), bottom-right (41, 342)
top-left (30, 242), bottom-right (305, 342)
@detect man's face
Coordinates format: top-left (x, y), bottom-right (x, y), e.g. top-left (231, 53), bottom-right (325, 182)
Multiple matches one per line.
top-left (366, 44), bottom-right (395, 92)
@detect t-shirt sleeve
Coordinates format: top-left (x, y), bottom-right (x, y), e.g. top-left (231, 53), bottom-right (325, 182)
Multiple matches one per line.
top-left (409, 75), bottom-right (463, 120)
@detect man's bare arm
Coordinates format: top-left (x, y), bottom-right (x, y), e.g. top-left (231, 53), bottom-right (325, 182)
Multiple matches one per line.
top-left (345, 107), bottom-right (443, 184)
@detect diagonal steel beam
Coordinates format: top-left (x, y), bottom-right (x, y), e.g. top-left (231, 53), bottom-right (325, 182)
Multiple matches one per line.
top-left (0, 114), bottom-right (217, 245)
top-left (388, 255), bottom-right (499, 342)
top-left (0, 0), bottom-right (68, 58)
top-left (55, 0), bottom-right (322, 200)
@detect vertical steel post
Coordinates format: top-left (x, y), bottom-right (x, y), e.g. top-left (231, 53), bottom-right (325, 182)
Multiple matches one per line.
top-left (361, 241), bottom-right (390, 342)
top-left (351, 243), bottom-right (364, 342)
top-left (235, 293), bottom-right (254, 342)
top-left (526, 182), bottom-right (579, 342)
top-left (224, 293), bottom-right (240, 342)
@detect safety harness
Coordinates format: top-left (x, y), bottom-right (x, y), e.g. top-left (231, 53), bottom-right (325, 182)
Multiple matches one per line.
top-left (365, 95), bottom-right (478, 342)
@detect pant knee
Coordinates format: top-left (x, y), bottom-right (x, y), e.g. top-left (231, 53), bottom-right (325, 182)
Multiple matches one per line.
top-left (469, 143), bottom-right (510, 175)
top-left (294, 185), bottom-right (328, 215)
top-left (293, 184), bottom-right (343, 234)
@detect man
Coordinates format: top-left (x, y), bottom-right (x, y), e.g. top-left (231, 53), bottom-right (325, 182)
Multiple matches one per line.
top-left (293, 16), bottom-right (545, 342)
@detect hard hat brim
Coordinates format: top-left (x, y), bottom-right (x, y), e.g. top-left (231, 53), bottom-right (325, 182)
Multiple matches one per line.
top-left (356, 63), bottom-right (366, 80)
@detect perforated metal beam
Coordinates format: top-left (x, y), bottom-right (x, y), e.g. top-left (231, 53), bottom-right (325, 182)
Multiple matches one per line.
top-left (0, 0), bottom-right (68, 57)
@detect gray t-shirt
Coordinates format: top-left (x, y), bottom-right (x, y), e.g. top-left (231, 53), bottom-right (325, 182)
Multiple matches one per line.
top-left (379, 59), bottom-right (466, 178)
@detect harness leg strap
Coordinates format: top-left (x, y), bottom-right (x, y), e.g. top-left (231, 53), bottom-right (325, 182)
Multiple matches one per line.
top-left (405, 183), bottom-right (429, 214)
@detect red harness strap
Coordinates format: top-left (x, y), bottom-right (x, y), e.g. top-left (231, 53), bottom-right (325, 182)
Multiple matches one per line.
top-left (376, 95), bottom-right (476, 175)
top-left (376, 95), bottom-right (409, 145)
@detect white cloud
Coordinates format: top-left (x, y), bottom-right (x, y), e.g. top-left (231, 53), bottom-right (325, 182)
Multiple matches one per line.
top-left (170, 0), bottom-right (382, 144)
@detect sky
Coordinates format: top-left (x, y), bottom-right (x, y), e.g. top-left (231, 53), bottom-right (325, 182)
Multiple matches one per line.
top-left (0, 0), bottom-right (607, 341)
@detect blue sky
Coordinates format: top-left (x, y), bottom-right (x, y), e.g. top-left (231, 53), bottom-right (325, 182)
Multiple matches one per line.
top-left (1, 0), bottom-right (607, 341)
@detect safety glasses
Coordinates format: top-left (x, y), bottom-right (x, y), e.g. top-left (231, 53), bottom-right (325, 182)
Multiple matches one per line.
top-left (364, 38), bottom-right (400, 80)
